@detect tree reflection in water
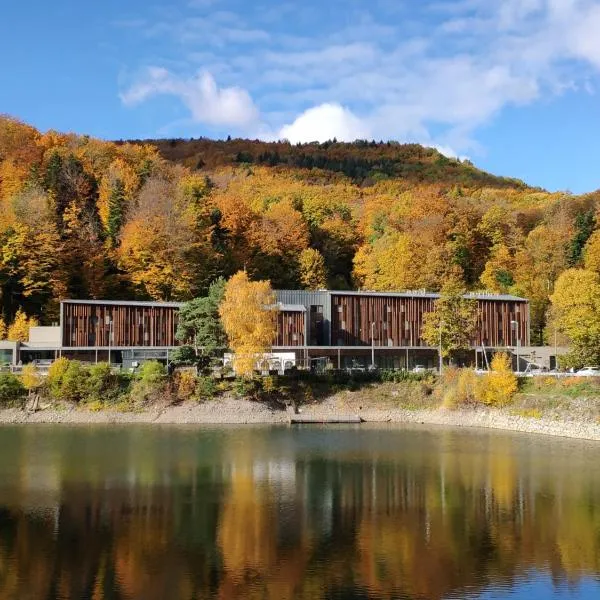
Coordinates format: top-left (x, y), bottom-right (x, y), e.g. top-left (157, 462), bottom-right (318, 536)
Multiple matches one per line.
top-left (0, 426), bottom-right (600, 599)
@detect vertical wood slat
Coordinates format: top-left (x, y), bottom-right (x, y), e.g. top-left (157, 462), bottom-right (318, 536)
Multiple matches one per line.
top-left (275, 311), bottom-right (305, 347)
top-left (62, 302), bottom-right (180, 348)
top-left (330, 294), bottom-right (528, 348)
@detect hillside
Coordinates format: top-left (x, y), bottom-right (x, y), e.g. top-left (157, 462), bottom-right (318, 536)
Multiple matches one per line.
top-left (128, 137), bottom-right (531, 189)
top-left (1, 116), bottom-right (599, 346)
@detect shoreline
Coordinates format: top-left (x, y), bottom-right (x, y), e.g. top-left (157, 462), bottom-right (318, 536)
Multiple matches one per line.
top-left (1, 398), bottom-right (600, 441)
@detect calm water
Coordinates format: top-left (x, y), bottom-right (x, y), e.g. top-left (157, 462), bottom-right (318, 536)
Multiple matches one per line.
top-left (1, 425), bottom-right (600, 600)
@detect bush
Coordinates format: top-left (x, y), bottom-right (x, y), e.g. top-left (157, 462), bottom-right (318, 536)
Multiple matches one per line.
top-left (86, 362), bottom-right (130, 405)
top-left (58, 361), bottom-right (89, 403)
top-left (197, 375), bottom-right (217, 400)
top-left (0, 373), bottom-right (26, 405)
top-left (47, 357), bottom-right (70, 399)
top-left (137, 360), bottom-right (166, 384)
top-left (174, 369), bottom-right (198, 400)
top-left (476, 353), bottom-right (518, 407)
top-left (21, 364), bottom-right (42, 394)
top-left (130, 360), bottom-right (167, 405)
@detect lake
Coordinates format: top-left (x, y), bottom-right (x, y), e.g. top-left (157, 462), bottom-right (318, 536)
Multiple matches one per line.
top-left (1, 425), bottom-right (600, 599)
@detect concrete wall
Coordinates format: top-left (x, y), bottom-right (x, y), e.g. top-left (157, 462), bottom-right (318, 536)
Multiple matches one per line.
top-left (28, 327), bottom-right (60, 347)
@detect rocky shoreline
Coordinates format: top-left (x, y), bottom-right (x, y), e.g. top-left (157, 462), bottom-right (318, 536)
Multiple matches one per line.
top-left (1, 398), bottom-right (600, 441)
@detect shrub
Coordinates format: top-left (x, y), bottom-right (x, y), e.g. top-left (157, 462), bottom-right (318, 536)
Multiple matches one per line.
top-left (437, 367), bottom-right (476, 408)
top-left (456, 369), bottom-right (479, 404)
top-left (174, 369), bottom-right (198, 400)
top-left (86, 362), bottom-right (130, 405)
top-left (137, 360), bottom-right (166, 384)
top-left (130, 360), bottom-right (167, 405)
top-left (58, 361), bottom-right (89, 403)
top-left (0, 373), bottom-right (26, 405)
top-left (47, 357), bottom-right (70, 398)
top-left (21, 364), bottom-right (42, 394)
top-left (476, 353), bottom-right (518, 407)
top-left (197, 375), bottom-right (217, 400)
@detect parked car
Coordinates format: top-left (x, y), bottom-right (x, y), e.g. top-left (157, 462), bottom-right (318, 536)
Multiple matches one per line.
top-left (576, 366), bottom-right (600, 377)
top-left (412, 365), bottom-right (428, 374)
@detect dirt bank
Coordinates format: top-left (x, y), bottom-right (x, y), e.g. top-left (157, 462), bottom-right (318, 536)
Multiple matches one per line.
top-left (2, 395), bottom-right (600, 442)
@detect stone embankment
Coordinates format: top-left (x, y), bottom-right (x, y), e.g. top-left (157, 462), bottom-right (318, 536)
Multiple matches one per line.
top-left (1, 398), bottom-right (600, 441)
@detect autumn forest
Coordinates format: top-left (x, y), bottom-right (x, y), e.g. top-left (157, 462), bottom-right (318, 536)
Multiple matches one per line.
top-left (1, 115), bottom-right (600, 345)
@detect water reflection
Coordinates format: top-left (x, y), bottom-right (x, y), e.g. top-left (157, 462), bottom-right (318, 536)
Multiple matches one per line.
top-left (1, 426), bottom-right (600, 599)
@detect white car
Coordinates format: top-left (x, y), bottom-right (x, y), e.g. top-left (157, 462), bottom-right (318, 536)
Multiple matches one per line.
top-left (412, 365), bottom-right (428, 374)
top-left (576, 366), bottom-right (600, 377)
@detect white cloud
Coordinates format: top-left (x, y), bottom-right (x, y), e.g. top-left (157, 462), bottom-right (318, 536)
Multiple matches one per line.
top-left (120, 68), bottom-right (259, 128)
top-left (278, 104), bottom-right (372, 143)
top-left (119, 0), bottom-right (600, 154)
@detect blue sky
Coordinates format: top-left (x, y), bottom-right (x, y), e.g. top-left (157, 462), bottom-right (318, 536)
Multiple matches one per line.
top-left (2, 0), bottom-right (600, 193)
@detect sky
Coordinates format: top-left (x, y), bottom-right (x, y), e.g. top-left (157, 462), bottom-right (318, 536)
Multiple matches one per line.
top-left (1, 0), bottom-right (600, 193)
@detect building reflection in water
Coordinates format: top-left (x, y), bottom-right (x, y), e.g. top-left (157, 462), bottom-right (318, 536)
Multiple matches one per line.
top-left (1, 426), bottom-right (600, 599)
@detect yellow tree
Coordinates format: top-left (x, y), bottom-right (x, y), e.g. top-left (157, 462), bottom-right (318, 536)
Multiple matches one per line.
top-left (299, 248), bottom-right (327, 290)
top-left (583, 230), bottom-right (600, 274)
top-left (21, 364), bottom-right (42, 399)
top-left (480, 244), bottom-right (515, 293)
top-left (118, 175), bottom-right (214, 300)
top-left (476, 353), bottom-right (518, 406)
top-left (0, 317), bottom-right (6, 339)
top-left (550, 268), bottom-right (600, 367)
top-left (353, 232), bottom-right (419, 291)
top-left (7, 309), bottom-right (39, 342)
top-left (219, 271), bottom-right (277, 377)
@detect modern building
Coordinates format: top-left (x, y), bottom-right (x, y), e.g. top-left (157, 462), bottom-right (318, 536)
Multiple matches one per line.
top-left (274, 290), bottom-right (530, 370)
top-left (1, 291), bottom-right (535, 370)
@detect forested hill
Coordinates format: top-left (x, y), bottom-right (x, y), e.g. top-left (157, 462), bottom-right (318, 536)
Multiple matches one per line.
top-left (128, 137), bottom-right (530, 189)
top-left (1, 116), bottom-right (599, 346)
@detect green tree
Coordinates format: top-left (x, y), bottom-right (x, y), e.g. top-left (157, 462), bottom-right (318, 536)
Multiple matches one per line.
top-left (568, 210), bottom-right (596, 266)
top-left (422, 278), bottom-right (478, 362)
top-left (107, 179), bottom-right (125, 246)
top-left (176, 278), bottom-right (227, 357)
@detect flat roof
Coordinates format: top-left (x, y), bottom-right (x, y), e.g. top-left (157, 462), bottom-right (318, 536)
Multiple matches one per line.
top-left (279, 304), bottom-right (306, 312)
top-left (61, 290), bottom-right (528, 309)
top-left (61, 299), bottom-right (184, 308)
top-left (277, 290), bottom-right (528, 302)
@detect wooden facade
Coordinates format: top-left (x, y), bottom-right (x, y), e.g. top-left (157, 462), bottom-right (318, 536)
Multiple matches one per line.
top-left (477, 298), bottom-right (529, 347)
top-left (60, 292), bottom-right (529, 352)
top-left (275, 311), bottom-right (305, 347)
top-left (329, 293), bottom-right (529, 348)
top-left (62, 302), bottom-right (180, 348)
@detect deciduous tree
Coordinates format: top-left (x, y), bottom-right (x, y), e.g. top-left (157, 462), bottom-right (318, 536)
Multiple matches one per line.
top-left (550, 268), bottom-right (600, 367)
top-left (7, 309), bottom-right (39, 342)
top-left (422, 278), bottom-right (478, 361)
top-left (299, 248), bottom-right (327, 290)
top-left (219, 271), bottom-right (277, 377)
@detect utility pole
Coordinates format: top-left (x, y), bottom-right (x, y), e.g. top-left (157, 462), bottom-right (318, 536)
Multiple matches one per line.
top-left (438, 319), bottom-right (443, 375)
top-left (371, 322), bottom-right (376, 370)
top-left (511, 320), bottom-right (520, 373)
top-left (106, 315), bottom-right (113, 366)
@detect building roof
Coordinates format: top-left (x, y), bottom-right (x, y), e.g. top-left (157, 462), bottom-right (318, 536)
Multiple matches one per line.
top-left (276, 290), bottom-right (528, 302)
top-left (278, 303), bottom-right (306, 312)
top-left (61, 299), bottom-right (184, 308)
